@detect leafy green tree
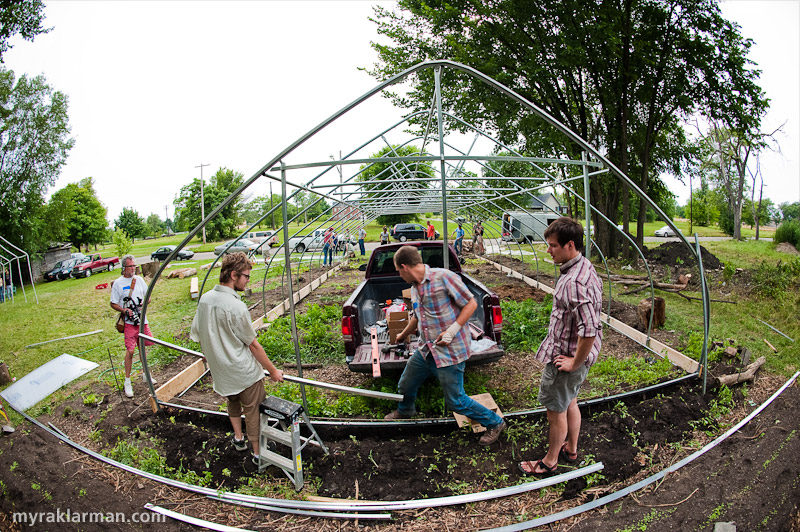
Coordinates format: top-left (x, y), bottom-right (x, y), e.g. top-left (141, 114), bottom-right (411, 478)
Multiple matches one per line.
top-left (112, 228), bottom-right (133, 258)
top-left (367, 0), bottom-right (767, 256)
top-left (357, 144), bottom-right (434, 226)
top-left (0, 1), bottom-right (48, 61)
top-left (0, 68), bottom-right (74, 252)
top-left (47, 178), bottom-right (108, 251)
top-left (173, 167), bottom-right (244, 241)
top-left (779, 202), bottom-right (800, 222)
top-left (145, 213), bottom-right (164, 237)
top-left (115, 207), bottom-right (146, 242)
top-left (686, 183), bottom-right (720, 227)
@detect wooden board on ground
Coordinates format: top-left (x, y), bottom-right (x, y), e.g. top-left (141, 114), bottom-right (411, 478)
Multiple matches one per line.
top-left (149, 358), bottom-right (207, 413)
top-left (453, 393), bottom-right (503, 433)
top-left (190, 277), bottom-right (199, 299)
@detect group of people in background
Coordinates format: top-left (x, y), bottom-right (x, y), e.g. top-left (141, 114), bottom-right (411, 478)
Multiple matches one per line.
top-left (0, 271), bottom-right (12, 303)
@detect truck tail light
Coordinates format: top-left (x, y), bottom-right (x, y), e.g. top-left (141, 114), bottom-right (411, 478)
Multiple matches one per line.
top-left (342, 316), bottom-right (354, 342)
top-left (491, 305), bottom-right (503, 331)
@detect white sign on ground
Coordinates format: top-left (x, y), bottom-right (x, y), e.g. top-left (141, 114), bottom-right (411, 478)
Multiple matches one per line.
top-left (0, 354), bottom-right (98, 411)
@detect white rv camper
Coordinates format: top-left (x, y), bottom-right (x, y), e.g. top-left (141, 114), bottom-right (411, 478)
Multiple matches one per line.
top-left (501, 211), bottom-right (561, 243)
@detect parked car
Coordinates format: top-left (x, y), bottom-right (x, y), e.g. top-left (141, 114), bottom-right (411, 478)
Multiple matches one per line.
top-left (247, 230), bottom-right (279, 247)
top-left (654, 225), bottom-right (678, 237)
top-left (44, 258), bottom-right (78, 281)
top-left (71, 254), bottom-right (120, 278)
top-left (70, 252), bottom-right (86, 261)
top-left (151, 245), bottom-right (194, 261)
top-left (391, 223), bottom-right (439, 242)
top-left (213, 238), bottom-right (259, 256)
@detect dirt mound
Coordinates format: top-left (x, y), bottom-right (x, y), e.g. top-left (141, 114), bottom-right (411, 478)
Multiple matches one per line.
top-left (776, 242), bottom-right (800, 255)
top-left (644, 241), bottom-right (722, 270)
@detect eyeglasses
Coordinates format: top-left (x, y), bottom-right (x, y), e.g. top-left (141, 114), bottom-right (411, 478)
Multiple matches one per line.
top-left (124, 264), bottom-right (136, 269)
top-left (238, 272), bottom-right (251, 279)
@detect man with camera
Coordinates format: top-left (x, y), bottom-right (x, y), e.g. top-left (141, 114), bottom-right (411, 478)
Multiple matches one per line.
top-left (110, 254), bottom-right (155, 398)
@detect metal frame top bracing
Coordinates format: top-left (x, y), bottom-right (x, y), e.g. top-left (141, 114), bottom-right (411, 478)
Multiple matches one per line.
top-left (138, 60), bottom-right (710, 407)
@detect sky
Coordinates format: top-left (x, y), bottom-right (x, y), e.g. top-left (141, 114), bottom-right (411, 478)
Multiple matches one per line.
top-left (3, 0), bottom-right (799, 225)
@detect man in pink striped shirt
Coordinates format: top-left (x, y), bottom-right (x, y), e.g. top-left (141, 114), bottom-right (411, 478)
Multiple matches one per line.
top-left (519, 217), bottom-right (602, 476)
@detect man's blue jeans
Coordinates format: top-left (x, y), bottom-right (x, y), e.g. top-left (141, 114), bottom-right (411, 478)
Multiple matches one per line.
top-left (323, 243), bottom-right (331, 265)
top-left (396, 349), bottom-right (503, 429)
top-left (454, 238), bottom-right (463, 255)
top-left (358, 239), bottom-right (365, 255)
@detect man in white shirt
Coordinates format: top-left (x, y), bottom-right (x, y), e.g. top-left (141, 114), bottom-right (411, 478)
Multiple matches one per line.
top-left (110, 255), bottom-right (155, 398)
top-left (190, 252), bottom-right (283, 464)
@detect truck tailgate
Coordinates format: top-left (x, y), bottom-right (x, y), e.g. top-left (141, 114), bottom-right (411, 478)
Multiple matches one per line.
top-left (347, 331), bottom-right (505, 374)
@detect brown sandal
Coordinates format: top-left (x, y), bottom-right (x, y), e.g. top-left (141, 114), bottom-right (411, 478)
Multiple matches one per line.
top-left (518, 459), bottom-right (557, 476)
top-left (559, 443), bottom-right (578, 463)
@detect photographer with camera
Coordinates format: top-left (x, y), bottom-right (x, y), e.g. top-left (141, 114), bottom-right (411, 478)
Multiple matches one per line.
top-left (110, 255), bottom-right (155, 398)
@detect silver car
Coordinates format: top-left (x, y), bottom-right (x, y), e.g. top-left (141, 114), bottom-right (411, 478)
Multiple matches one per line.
top-left (213, 238), bottom-right (259, 256)
top-left (654, 225), bottom-right (678, 237)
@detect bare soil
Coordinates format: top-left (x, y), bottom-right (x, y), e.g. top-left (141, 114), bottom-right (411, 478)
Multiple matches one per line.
top-left (2, 244), bottom-right (799, 531)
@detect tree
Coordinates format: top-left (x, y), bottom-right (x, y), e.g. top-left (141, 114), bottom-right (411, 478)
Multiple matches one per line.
top-left (357, 144), bottom-right (434, 226)
top-left (779, 202), bottom-right (800, 222)
top-left (173, 167), bottom-right (244, 241)
top-left (686, 183), bottom-right (719, 227)
top-left (0, 1), bottom-right (48, 61)
top-left (112, 228), bottom-right (132, 258)
top-left (47, 178), bottom-right (108, 251)
top-left (0, 68), bottom-right (74, 252)
top-left (115, 207), bottom-right (146, 242)
top-left (367, 0), bottom-right (767, 257)
top-left (242, 193), bottom-right (288, 228)
top-left (145, 213), bottom-right (164, 237)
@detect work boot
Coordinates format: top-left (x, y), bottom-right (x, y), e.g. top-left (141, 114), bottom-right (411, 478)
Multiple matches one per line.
top-left (384, 410), bottom-right (412, 420)
top-left (123, 378), bottom-right (133, 398)
top-left (479, 420), bottom-right (507, 446)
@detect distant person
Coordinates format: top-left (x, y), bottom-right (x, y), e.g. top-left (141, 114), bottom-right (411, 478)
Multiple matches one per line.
top-left (518, 217), bottom-right (602, 476)
top-left (190, 252), bottom-right (283, 466)
top-left (384, 246), bottom-right (506, 446)
top-left (380, 226), bottom-right (390, 245)
top-left (322, 227), bottom-right (334, 265)
top-left (109, 255), bottom-right (156, 398)
top-left (0, 271), bottom-right (4, 303)
top-left (452, 223), bottom-right (465, 255)
top-left (473, 221), bottom-right (485, 255)
top-left (426, 220), bottom-right (436, 240)
top-left (3, 271), bottom-right (10, 301)
top-left (358, 226), bottom-right (367, 256)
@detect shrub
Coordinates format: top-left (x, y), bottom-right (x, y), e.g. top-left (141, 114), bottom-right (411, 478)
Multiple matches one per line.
top-left (775, 220), bottom-right (800, 248)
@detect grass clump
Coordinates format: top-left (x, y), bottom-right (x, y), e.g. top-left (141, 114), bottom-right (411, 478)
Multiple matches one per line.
top-left (501, 298), bottom-right (551, 351)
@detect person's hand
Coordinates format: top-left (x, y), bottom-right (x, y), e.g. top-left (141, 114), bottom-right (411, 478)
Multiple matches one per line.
top-left (436, 322), bottom-right (462, 346)
top-left (554, 355), bottom-right (575, 372)
top-left (269, 369), bottom-right (284, 383)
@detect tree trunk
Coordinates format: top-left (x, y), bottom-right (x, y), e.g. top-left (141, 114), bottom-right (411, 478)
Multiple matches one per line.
top-left (637, 297), bottom-right (666, 330)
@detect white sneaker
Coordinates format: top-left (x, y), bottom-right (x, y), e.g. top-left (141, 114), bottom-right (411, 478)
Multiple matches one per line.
top-left (123, 379), bottom-right (133, 398)
top-left (142, 373), bottom-right (157, 385)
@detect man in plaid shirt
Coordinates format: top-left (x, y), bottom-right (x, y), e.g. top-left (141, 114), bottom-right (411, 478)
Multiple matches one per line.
top-left (519, 217), bottom-right (602, 476)
top-left (384, 246), bottom-right (506, 445)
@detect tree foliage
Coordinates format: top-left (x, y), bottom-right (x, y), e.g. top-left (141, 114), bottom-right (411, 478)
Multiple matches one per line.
top-left (145, 213), bottom-right (164, 237)
top-left (47, 178), bottom-right (108, 251)
top-left (173, 167), bottom-right (244, 241)
top-left (115, 207), bottom-right (146, 242)
top-left (0, 68), bottom-right (74, 251)
top-left (112, 228), bottom-right (133, 258)
top-left (779, 202), bottom-right (800, 222)
top-left (367, 0), bottom-right (767, 256)
top-left (0, 1), bottom-right (48, 61)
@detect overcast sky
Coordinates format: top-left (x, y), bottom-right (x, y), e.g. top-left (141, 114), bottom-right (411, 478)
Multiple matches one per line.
top-left (3, 0), bottom-right (798, 225)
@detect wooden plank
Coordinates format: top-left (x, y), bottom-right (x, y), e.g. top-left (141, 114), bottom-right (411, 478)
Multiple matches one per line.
top-left (453, 393), bottom-right (503, 433)
top-left (149, 358), bottom-right (207, 413)
top-left (190, 277), bottom-right (199, 299)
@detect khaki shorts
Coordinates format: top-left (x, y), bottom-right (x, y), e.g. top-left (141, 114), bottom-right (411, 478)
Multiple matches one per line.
top-left (226, 379), bottom-right (266, 445)
top-left (538, 362), bottom-right (589, 413)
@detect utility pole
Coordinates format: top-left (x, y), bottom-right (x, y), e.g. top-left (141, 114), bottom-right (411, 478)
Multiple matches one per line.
top-left (164, 205), bottom-right (170, 235)
top-left (269, 180), bottom-right (274, 230)
top-left (196, 163), bottom-right (210, 244)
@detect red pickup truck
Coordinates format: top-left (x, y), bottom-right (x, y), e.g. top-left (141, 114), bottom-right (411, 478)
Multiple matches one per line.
top-left (342, 241), bottom-right (504, 374)
top-left (71, 254), bottom-right (120, 278)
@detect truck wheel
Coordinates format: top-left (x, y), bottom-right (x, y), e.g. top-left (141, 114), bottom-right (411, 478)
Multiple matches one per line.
top-left (108, 263), bottom-right (114, 271)
top-left (400, 235), bottom-right (407, 242)
top-left (295, 244), bottom-right (306, 253)
top-left (85, 268), bottom-right (92, 277)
